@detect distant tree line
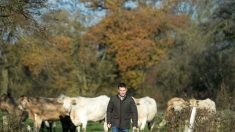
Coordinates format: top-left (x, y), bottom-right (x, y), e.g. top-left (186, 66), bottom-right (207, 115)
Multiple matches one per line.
top-left (0, 0), bottom-right (234, 110)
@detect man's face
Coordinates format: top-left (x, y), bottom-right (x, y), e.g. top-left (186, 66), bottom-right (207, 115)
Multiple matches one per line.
top-left (118, 87), bottom-right (127, 97)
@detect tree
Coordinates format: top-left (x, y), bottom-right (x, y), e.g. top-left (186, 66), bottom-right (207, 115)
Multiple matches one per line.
top-left (5, 8), bottom-right (117, 97)
top-left (153, 0), bottom-right (235, 109)
top-left (41, 9), bottom-right (117, 96)
top-left (82, 5), bottom-right (189, 89)
top-left (0, 0), bottom-right (47, 42)
top-left (0, 0), bottom-right (47, 94)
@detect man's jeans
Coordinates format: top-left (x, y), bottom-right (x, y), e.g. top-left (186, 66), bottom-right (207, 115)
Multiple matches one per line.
top-left (111, 127), bottom-right (129, 132)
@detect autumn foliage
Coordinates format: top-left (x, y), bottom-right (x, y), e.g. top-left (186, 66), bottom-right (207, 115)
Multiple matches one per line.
top-left (83, 7), bottom-right (189, 88)
top-left (0, 0), bottom-right (234, 111)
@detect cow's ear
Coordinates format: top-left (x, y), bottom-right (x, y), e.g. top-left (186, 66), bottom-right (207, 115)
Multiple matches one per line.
top-left (71, 99), bottom-right (76, 105)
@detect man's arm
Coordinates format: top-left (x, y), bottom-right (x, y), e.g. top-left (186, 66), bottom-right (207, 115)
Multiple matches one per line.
top-left (130, 97), bottom-right (138, 128)
top-left (107, 97), bottom-right (113, 125)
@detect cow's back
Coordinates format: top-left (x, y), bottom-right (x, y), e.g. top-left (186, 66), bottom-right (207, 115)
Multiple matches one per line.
top-left (190, 98), bottom-right (216, 113)
top-left (75, 95), bottom-right (110, 121)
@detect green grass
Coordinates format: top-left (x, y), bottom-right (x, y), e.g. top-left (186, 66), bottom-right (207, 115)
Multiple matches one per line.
top-left (0, 110), bottom-right (153, 132)
top-left (0, 110), bottom-right (104, 131)
top-left (45, 121), bottom-right (103, 132)
top-left (52, 121), bottom-right (151, 132)
top-left (1, 110), bottom-right (234, 132)
top-left (0, 110), bottom-right (154, 132)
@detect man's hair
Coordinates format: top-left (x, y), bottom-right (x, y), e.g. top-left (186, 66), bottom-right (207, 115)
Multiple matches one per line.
top-left (118, 83), bottom-right (126, 89)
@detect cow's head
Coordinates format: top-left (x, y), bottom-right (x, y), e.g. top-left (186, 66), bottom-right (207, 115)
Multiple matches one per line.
top-left (57, 95), bottom-right (77, 113)
top-left (132, 97), bottom-right (140, 105)
top-left (18, 95), bottom-right (30, 110)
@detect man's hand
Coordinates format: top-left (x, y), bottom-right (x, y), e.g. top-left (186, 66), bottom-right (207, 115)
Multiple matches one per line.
top-left (107, 123), bottom-right (111, 128)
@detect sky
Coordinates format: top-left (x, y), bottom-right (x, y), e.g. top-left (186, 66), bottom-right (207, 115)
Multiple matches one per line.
top-left (47, 0), bottom-right (106, 26)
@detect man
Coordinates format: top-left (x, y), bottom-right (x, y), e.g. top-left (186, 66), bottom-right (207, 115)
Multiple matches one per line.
top-left (107, 83), bottom-right (138, 132)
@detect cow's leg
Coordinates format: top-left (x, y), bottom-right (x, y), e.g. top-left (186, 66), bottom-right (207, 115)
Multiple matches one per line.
top-left (34, 115), bottom-right (42, 132)
top-left (82, 121), bottom-right (87, 132)
top-left (140, 118), bottom-right (147, 131)
top-left (2, 115), bottom-right (9, 131)
top-left (60, 116), bottom-right (69, 132)
top-left (137, 120), bottom-right (142, 132)
top-left (40, 121), bottom-right (45, 132)
top-left (76, 125), bottom-right (81, 132)
top-left (148, 119), bottom-right (156, 131)
top-left (60, 115), bottom-right (77, 132)
top-left (47, 121), bottom-right (53, 132)
top-left (34, 121), bottom-right (42, 132)
top-left (103, 120), bottom-right (108, 132)
top-left (52, 122), bottom-right (56, 132)
top-left (71, 119), bottom-right (81, 132)
top-left (48, 121), bottom-right (55, 132)
top-left (69, 122), bottom-right (76, 132)
top-left (71, 120), bottom-right (81, 132)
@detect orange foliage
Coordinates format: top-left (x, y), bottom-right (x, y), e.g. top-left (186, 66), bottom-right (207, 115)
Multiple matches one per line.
top-left (21, 51), bottom-right (45, 75)
top-left (83, 7), bottom-right (189, 72)
top-left (49, 35), bottom-right (72, 53)
top-left (18, 35), bottom-right (73, 76)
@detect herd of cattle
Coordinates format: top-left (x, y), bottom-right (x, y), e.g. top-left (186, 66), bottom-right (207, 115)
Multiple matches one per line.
top-left (0, 93), bottom-right (216, 132)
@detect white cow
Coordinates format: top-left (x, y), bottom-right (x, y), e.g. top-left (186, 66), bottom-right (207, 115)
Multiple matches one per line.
top-left (164, 97), bottom-right (216, 131)
top-left (189, 98), bottom-right (216, 115)
top-left (133, 96), bottom-right (157, 131)
top-left (58, 95), bottom-right (110, 132)
top-left (166, 97), bottom-right (216, 119)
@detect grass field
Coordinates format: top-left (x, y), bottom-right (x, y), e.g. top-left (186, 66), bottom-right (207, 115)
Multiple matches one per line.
top-left (37, 121), bottom-right (152, 132)
top-left (1, 110), bottom-right (235, 132)
top-left (0, 110), bottom-right (104, 132)
top-left (0, 110), bottom-right (152, 132)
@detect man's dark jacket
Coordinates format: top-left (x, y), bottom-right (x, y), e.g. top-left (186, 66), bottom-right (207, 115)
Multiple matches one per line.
top-left (107, 95), bottom-right (138, 129)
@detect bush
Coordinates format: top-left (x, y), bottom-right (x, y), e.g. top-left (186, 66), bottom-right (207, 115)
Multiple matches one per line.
top-left (0, 113), bottom-right (28, 132)
top-left (155, 109), bottom-right (235, 132)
